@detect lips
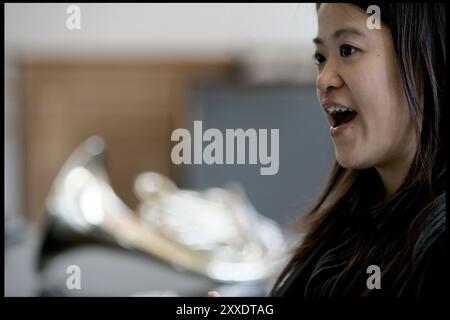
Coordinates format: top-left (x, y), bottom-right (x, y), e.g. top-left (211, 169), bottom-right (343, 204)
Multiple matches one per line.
top-left (328, 107), bottom-right (357, 127)
top-left (321, 100), bottom-right (358, 136)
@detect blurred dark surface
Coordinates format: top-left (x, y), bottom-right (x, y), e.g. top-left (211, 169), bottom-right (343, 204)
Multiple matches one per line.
top-left (6, 219), bottom-right (272, 297)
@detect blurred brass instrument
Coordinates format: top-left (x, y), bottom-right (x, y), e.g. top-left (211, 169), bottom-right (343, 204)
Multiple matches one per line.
top-left (38, 136), bottom-right (286, 282)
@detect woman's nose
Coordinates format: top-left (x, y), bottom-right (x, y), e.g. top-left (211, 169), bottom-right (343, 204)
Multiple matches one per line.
top-left (316, 62), bottom-right (344, 93)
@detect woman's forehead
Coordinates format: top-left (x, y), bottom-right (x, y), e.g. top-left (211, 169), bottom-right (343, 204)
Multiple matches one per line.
top-left (317, 4), bottom-right (368, 35)
top-left (315, 4), bottom-right (385, 45)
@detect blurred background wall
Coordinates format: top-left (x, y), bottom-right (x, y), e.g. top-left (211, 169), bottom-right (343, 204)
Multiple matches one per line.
top-left (5, 2), bottom-right (320, 223)
top-left (5, 3), bottom-right (317, 55)
top-left (5, 3), bottom-right (334, 297)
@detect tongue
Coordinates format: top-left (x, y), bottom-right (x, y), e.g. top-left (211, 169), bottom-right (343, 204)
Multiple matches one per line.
top-left (334, 110), bottom-right (357, 127)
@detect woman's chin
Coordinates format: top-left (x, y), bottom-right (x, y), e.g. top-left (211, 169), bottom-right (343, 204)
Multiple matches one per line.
top-left (335, 154), bottom-right (369, 170)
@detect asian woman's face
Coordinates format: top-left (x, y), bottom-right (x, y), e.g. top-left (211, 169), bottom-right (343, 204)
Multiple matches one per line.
top-left (314, 4), bottom-right (416, 170)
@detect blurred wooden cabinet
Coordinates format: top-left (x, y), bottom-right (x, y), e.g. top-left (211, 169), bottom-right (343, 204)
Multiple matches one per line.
top-left (22, 58), bottom-right (233, 225)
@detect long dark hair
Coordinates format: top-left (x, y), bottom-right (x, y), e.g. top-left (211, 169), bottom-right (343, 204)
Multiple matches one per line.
top-left (271, 3), bottom-right (446, 296)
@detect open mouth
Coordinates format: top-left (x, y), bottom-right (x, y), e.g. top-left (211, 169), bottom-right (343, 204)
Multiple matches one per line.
top-left (326, 106), bottom-right (358, 127)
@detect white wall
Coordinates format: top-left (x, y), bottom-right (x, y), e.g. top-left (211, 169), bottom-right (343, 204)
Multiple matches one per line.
top-left (6, 3), bottom-right (317, 56)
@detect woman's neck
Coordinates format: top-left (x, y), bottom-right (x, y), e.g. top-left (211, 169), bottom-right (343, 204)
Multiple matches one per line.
top-left (375, 145), bottom-right (416, 200)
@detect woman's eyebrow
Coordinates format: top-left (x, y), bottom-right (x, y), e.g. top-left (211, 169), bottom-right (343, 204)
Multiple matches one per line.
top-left (313, 27), bottom-right (366, 45)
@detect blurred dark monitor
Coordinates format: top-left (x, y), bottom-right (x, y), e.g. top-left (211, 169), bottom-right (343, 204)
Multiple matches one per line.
top-left (180, 82), bottom-right (335, 228)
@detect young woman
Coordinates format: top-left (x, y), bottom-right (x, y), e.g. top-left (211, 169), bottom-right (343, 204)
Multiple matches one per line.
top-left (270, 3), bottom-right (446, 297)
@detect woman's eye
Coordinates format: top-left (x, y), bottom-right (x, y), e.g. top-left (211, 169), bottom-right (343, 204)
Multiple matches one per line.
top-left (340, 44), bottom-right (358, 57)
top-left (313, 53), bottom-right (326, 65)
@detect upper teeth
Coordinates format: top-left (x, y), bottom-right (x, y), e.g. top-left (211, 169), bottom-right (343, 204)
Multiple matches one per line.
top-left (326, 106), bottom-right (354, 114)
